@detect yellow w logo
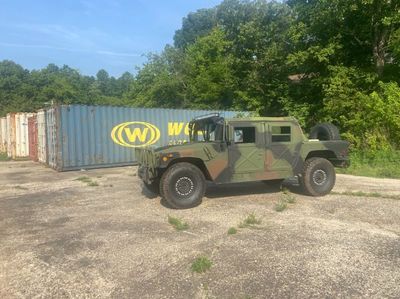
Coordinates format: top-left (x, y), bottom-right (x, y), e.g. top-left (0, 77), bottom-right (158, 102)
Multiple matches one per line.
top-left (111, 122), bottom-right (160, 148)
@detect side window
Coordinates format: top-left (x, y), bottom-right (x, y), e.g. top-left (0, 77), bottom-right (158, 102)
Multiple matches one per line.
top-left (234, 127), bottom-right (256, 144)
top-left (271, 126), bottom-right (291, 142)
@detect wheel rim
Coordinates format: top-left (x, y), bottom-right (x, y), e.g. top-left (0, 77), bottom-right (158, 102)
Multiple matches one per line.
top-left (175, 176), bottom-right (194, 197)
top-left (312, 169), bottom-right (327, 186)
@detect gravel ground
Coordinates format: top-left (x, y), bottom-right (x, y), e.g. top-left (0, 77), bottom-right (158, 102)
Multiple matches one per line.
top-left (0, 161), bottom-right (399, 299)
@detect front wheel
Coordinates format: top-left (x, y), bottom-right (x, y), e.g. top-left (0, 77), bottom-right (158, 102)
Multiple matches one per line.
top-left (160, 162), bottom-right (206, 209)
top-left (301, 158), bottom-right (336, 196)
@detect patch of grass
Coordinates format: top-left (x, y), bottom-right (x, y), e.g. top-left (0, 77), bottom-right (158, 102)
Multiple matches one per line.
top-left (282, 190), bottom-right (296, 204)
top-left (75, 176), bottom-right (99, 187)
top-left (87, 181), bottom-right (99, 187)
top-left (0, 153), bottom-right (10, 161)
top-left (337, 150), bottom-right (400, 179)
top-left (14, 185), bottom-right (28, 190)
top-left (168, 215), bottom-right (189, 231)
top-left (74, 176), bottom-right (92, 183)
top-left (331, 190), bottom-right (400, 200)
top-left (191, 256), bottom-right (212, 273)
top-left (227, 227), bottom-right (237, 235)
top-left (238, 213), bottom-right (262, 228)
top-left (274, 200), bottom-right (288, 212)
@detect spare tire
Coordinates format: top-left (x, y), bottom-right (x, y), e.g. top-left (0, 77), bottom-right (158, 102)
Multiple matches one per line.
top-left (309, 123), bottom-right (341, 141)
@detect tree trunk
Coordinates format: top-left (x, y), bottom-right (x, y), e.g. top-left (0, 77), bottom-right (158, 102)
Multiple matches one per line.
top-left (373, 35), bottom-right (386, 77)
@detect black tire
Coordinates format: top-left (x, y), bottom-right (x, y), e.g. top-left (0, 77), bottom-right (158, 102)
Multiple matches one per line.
top-left (144, 180), bottom-right (160, 195)
top-left (160, 162), bottom-right (206, 209)
top-left (309, 123), bottom-right (341, 141)
top-left (301, 157), bottom-right (336, 196)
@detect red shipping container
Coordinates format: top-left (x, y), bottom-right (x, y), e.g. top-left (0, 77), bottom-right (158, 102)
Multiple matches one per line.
top-left (28, 115), bottom-right (38, 161)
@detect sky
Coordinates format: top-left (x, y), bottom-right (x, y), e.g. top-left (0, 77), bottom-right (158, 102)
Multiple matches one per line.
top-left (0, 0), bottom-right (222, 77)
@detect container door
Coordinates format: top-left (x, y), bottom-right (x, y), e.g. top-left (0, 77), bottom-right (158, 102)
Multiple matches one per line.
top-left (37, 111), bottom-right (47, 163)
top-left (46, 108), bottom-right (57, 168)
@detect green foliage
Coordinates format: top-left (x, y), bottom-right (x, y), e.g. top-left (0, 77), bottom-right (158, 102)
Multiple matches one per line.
top-left (74, 176), bottom-right (92, 183)
top-left (184, 27), bottom-right (236, 109)
top-left (0, 152), bottom-right (10, 161)
top-left (238, 213), bottom-right (262, 228)
top-left (168, 215), bottom-right (189, 231)
top-left (1, 0), bottom-right (400, 156)
top-left (274, 200), bottom-right (287, 212)
top-left (0, 61), bottom-right (134, 116)
top-left (74, 176), bottom-right (99, 186)
top-left (332, 190), bottom-right (400, 200)
top-left (338, 150), bottom-right (400, 179)
top-left (191, 256), bottom-right (212, 273)
top-left (227, 227), bottom-right (237, 235)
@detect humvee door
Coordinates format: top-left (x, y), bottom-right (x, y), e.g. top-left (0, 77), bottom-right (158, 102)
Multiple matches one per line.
top-left (227, 122), bottom-right (265, 181)
top-left (266, 121), bottom-right (302, 178)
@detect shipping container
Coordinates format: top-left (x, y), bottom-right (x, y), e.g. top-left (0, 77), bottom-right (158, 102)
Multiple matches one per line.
top-left (6, 113), bottom-right (15, 158)
top-left (28, 115), bottom-right (38, 161)
top-left (37, 110), bottom-right (47, 163)
top-left (46, 105), bottom-right (243, 171)
top-left (15, 113), bottom-right (34, 158)
top-left (6, 112), bottom-right (35, 159)
top-left (0, 117), bottom-right (7, 153)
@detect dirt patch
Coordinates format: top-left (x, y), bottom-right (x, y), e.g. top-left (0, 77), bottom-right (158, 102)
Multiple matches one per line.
top-left (0, 161), bottom-right (399, 298)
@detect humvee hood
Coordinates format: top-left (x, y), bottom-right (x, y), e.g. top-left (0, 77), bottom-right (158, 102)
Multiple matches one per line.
top-left (154, 142), bottom-right (202, 153)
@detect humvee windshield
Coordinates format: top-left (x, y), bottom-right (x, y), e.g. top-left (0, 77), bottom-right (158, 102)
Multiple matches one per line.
top-left (189, 115), bottom-right (224, 142)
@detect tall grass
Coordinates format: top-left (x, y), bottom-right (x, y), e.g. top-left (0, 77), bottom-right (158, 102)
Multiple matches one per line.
top-left (338, 150), bottom-right (400, 179)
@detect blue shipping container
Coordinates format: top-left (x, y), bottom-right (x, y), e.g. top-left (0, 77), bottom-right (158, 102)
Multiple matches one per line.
top-left (46, 105), bottom-right (243, 171)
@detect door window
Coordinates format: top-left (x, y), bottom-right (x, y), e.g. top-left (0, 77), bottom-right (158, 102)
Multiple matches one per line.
top-left (271, 126), bottom-right (291, 142)
top-left (234, 127), bottom-right (255, 144)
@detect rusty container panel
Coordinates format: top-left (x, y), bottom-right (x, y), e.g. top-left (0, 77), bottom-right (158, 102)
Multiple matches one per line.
top-left (46, 104), bottom-right (242, 171)
top-left (0, 117), bottom-right (7, 153)
top-left (15, 112), bottom-right (34, 157)
top-left (28, 115), bottom-right (38, 161)
top-left (6, 113), bottom-right (16, 158)
top-left (46, 107), bottom-right (57, 169)
top-left (37, 110), bottom-right (47, 163)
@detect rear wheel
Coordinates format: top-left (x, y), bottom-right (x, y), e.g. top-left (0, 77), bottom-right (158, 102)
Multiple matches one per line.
top-left (301, 157), bottom-right (336, 196)
top-left (160, 162), bottom-right (206, 209)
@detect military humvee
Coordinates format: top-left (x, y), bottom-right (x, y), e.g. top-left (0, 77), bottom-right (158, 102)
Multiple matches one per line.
top-left (136, 114), bottom-right (349, 209)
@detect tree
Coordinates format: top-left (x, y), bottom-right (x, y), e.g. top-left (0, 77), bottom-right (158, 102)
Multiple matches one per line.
top-left (183, 27), bottom-right (236, 109)
top-left (174, 8), bottom-right (217, 49)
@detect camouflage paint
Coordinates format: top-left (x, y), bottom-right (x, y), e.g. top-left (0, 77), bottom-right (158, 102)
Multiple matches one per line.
top-left (136, 117), bottom-right (350, 184)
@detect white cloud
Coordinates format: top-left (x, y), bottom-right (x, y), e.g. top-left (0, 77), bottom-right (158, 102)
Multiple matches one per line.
top-left (0, 42), bottom-right (141, 57)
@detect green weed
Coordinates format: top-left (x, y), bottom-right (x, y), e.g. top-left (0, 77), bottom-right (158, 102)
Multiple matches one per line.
top-left (14, 185), bottom-right (28, 190)
top-left (0, 153), bottom-right (10, 161)
top-left (281, 188), bottom-right (296, 203)
top-left (87, 181), bottom-right (99, 187)
top-left (168, 215), bottom-right (189, 231)
top-left (74, 176), bottom-right (92, 183)
top-left (238, 213), bottom-right (262, 228)
top-left (191, 256), bottom-right (212, 273)
top-left (274, 200), bottom-right (288, 212)
top-left (332, 190), bottom-right (400, 200)
top-left (227, 227), bottom-right (238, 235)
top-left (338, 150), bottom-right (400, 179)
